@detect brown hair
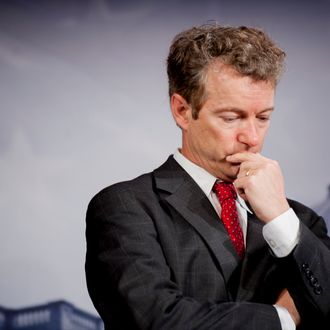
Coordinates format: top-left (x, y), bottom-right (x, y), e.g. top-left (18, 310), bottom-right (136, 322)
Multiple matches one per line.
top-left (167, 24), bottom-right (286, 118)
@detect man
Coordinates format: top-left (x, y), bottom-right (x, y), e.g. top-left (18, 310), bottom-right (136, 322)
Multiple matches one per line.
top-left (85, 25), bottom-right (330, 329)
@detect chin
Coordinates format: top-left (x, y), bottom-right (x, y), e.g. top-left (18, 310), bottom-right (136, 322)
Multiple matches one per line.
top-left (218, 170), bottom-right (237, 182)
top-left (215, 163), bottom-right (239, 181)
top-left (229, 164), bottom-right (240, 177)
top-left (224, 174), bottom-right (237, 182)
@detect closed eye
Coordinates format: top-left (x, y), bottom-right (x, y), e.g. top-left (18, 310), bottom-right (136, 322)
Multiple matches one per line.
top-left (221, 116), bottom-right (239, 123)
top-left (257, 116), bottom-right (271, 122)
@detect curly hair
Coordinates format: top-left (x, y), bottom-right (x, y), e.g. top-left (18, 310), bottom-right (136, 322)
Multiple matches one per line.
top-left (167, 24), bottom-right (286, 118)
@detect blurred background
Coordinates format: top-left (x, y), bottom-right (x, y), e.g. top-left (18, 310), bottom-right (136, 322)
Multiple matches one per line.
top-left (1, 0), bottom-right (329, 318)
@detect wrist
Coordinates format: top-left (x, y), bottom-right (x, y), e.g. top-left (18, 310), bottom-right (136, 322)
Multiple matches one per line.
top-left (263, 200), bottom-right (290, 223)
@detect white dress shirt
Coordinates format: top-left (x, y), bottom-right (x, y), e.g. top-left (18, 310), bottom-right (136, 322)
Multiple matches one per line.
top-left (173, 149), bottom-right (299, 330)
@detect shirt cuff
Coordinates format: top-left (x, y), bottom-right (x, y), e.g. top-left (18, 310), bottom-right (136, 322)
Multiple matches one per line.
top-left (274, 305), bottom-right (296, 330)
top-left (262, 208), bottom-right (300, 257)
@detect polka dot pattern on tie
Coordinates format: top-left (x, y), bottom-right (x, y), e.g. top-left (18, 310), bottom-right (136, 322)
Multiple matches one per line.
top-left (213, 181), bottom-right (245, 259)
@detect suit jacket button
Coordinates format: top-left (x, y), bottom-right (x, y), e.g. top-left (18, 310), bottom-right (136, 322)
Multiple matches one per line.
top-left (301, 263), bottom-right (309, 271)
top-left (314, 285), bottom-right (323, 295)
top-left (310, 276), bottom-right (318, 286)
top-left (305, 269), bottom-right (313, 279)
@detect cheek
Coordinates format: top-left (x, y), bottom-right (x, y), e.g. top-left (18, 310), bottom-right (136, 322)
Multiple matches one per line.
top-left (215, 131), bottom-right (237, 150)
top-left (204, 132), bottom-right (236, 161)
top-left (194, 121), bottom-right (238, 155)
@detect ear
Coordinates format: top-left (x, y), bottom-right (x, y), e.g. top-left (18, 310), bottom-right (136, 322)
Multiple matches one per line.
top-left (170, 93), bottom-right (191, 130)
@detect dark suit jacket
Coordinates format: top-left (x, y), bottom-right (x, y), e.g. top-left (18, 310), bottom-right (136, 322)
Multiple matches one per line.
top-left (85, 156), bottom-right (330, 329)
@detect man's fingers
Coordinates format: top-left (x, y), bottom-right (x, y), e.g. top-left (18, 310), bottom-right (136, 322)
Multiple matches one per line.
top-left (234, 175), bottom-right (251, 201)
top-left (226, 152), bottom-right (262, 163)
top-left (236, 162), bottom-right (257, 178)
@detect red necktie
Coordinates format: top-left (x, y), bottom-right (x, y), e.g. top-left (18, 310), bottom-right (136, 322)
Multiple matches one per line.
top-left (213, 181), bottom-right (245, 259)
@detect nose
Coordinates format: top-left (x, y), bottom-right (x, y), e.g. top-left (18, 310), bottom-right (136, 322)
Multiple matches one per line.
top-left (237, 120), bottom-right (260, 149)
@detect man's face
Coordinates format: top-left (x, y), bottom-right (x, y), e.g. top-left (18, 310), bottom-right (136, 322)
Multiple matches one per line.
top-left (180, 64), bottom-right (275, 181)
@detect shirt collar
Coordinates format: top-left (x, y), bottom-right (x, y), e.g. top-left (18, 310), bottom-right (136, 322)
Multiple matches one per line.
top-left (173, 149), bottom-right (252, 214)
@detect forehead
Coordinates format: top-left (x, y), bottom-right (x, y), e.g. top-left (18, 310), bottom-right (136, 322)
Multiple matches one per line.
top-left (203, 63), bottom-right (275, 108)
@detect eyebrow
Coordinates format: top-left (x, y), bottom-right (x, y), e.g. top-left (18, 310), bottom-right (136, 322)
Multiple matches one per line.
top-left (213, 107), bottom-right (274, 114)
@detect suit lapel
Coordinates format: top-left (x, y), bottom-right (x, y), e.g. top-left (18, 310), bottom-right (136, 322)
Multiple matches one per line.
top-left (154, 156), bottom-right (240, 286)
top-left (154, 157), bottom-right (277, 302)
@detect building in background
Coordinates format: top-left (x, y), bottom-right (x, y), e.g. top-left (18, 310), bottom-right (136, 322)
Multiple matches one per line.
top-left (0, 301), bottom-right (103, 330)
top-left (314, 185), bottom-right (330, 232)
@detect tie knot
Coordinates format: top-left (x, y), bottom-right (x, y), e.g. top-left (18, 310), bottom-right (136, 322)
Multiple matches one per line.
top-left (213, 181), bottom-right (237, 204)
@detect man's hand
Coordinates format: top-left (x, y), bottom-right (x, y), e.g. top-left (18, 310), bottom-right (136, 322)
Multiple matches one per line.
top-left (226, 152), bottom-right (290, 223)
top-left (276, 289), bottom-right (301, 326)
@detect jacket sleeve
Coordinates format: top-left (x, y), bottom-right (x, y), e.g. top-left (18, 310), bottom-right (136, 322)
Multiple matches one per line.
top-left (282, 200), bottom-right (330, 329)
top-left (85, 185), bottom-right (282, 330)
